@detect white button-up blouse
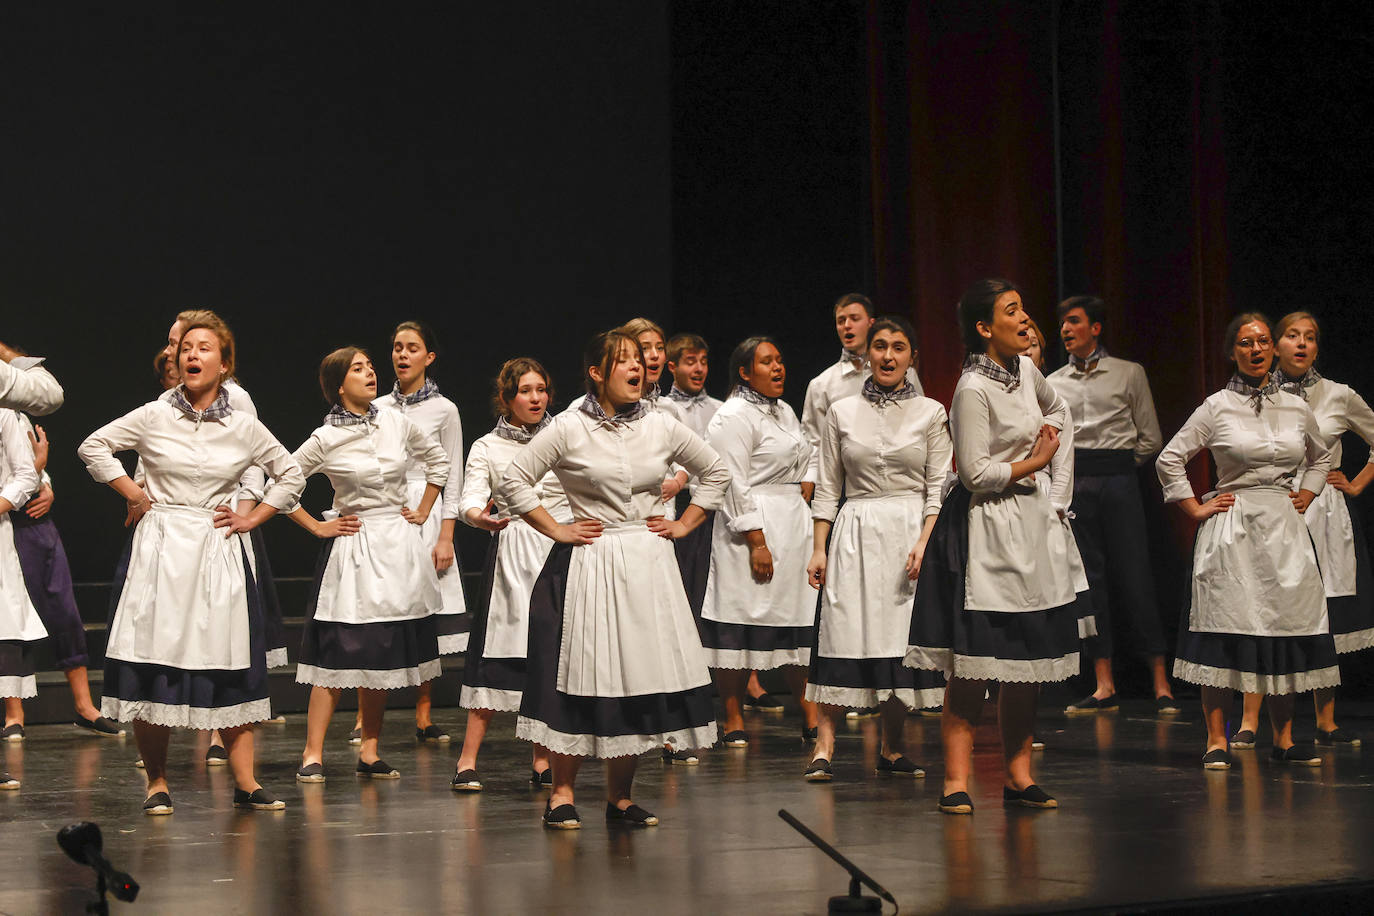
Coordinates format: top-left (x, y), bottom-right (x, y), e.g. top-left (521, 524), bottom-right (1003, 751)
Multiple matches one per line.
top-left (461, 431), bottom-right (570, 523)
top-left (375, 392), bottom-right (464, 521)
top-left (290, 409), bottom-right (448, 515)
top-left (707, 395), bottom-right (815, 535)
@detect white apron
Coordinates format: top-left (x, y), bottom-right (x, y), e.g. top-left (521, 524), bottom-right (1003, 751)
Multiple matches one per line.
top-left (702, 483), bottom-right (813, 627)
top-left (0, 515), bottom-right (45, 642)
top-left (405, 476), bottom-right (468, 616)
top-left (557, 522), bottom-right (709, 698)
top-left (484, 519), bottom-right (554, 659)
top-left (1191, 486), bottom-right (1328, 636)
top-left (1305, 483), bottom-right (1358, 598)
top-left (818, 493), bottom-right (920, 658)
top-left (965, 479), bottom-right (1077, 612)
top-left (107, 504), bottom-right (252, 670)
top-left (314, 506), bottom-right (442, 624)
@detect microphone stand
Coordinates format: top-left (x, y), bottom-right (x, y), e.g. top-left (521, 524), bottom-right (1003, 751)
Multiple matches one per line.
top-left (778, 809), bottom-right (897, 914)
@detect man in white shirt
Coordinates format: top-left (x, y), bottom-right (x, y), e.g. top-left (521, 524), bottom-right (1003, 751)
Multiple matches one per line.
top-left (1047, 296), bottom-right (1175, 716)
top-left (0, 342), bottom-right (63, 416)
top-left (800, 294), bottom-right (922, 480)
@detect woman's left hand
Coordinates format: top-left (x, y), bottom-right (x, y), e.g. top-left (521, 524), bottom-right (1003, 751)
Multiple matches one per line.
top-left (401, 506), bottom-right (430, 527)
top-left (660, 475), bottom-right (683, 503)
top-left (1289, 489), bottom-right (1316, 514)
top-left (213, 504), bottom-right (257, 537)
top-left (432, 538), bottom-right (455, 572)
top-left (647, 516), bottom-right (687, 540)
top-left (799, 482), bottom-right (815, 504)
top-left (1328, 470), bottom-right (1362, 496)
top-left (905, 539), bottom-right (929, 580)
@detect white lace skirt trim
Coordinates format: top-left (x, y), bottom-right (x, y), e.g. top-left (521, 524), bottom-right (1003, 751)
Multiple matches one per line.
top-left (1079, 615), bottom-right (1098, 639)
top-left (1334, 627), bottom-right (1374, 655)
top-left (1172, 659), bottom-right (1342, 695)
top-left (101, 697), bottom-right (272, 730)
top-left (265, 647), bottom-right (289, 669)
top-left (515, 716), bottom-right (718, 759)
top-left (295, 658), bottom-right (441, 690)
top-left (0, 674), bottom-right (36, 699)
top-left (460, 685), bottom-right (521, 712)
top-left (803, 684), bottom-right (943, 711)
top-left (438, 633), bottom-right (470, 656)
top-left (903, 646), bottom-right (1078, 684)
top-left (704, 647), bottom-right (810, 671)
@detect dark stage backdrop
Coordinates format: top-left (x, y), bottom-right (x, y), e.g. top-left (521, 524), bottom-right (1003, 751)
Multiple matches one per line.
top-left (1, 4), bottom-right (672, 585)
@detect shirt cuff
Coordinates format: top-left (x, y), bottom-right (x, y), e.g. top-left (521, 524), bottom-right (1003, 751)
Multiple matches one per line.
top-left (726, 509), bottom-right (764, 534)
top-left (810, 499), bottom-right (838, 523)
top-left (10, 356), bottom-right (44, 370)
top-left (1160, 480), bottom-right (1196, 503)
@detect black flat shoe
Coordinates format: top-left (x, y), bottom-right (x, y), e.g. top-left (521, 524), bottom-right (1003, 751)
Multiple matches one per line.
top-left (1202, 748), bottom-right (1232, 770)
top-left (1003, 785), bottom-right (1058, 808)
top-left (1, 723), bottom-right (25, 742)
top-left (918, 705), bottom-right (943, 718)
top-left (1031, 736), bottom-right (1046, 751)
top-left (347, 727), bottom-right (362, 746)
top-left (530, 768), bottom-right (553, 787)
top-left (356, 758), bottom-right (400, 779)
top-left (143, 792), bottom-right (174, 816)
top-left (803, 758), bottom-right (833, 782)
top-left (1315, 727), bottom-right (1361, 747)
top-left (743, 692), bottom-right (784, 712)
top-left (543, 802), bottom-right (581, 830)
top-left (875, 755), bottom-right (925, 778)
top-left (205, 744), bottom-right (228, 766)
top-left (1155, 696), bottom-right (1182, 716)
top-left (1, 773), bottom-right (19, 791)
top-left (938, 792), bottom-right (973, 815)
top-left (416, 724), bottom-right (451, 744)
top-left (234, 787), bottom-right (285, 810)
top-left (1229, 729), bottom-right (1256, 749)
top-left (450, 769), bottom-right (482, 792)
top-left (606, 802), bottom-right (658, 826)
top-left (723, 730), bottom-right (748, 748)
top-left (845, 707), bottom-right (880, 720)
top-left (1271, 744), bottom-right (1322, 767)
top-left (295, 763), bottom-right (325, 784)
top-left (1064, 694), bottom-right (1118, 716)
top-left (661, 746), bottom-right (699, 765)
top-left (74, 715), bottom-right (126, 737)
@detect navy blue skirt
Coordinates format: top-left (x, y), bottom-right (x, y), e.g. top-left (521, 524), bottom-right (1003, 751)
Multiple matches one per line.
top-left (0, 640), bottom-right (36, 699)
top-left (460, 530), bottom-right (527, 712)
top-left (249, 526), bottom-right (289, 668)
top-left (904, 484), bottom-right (1080, 683)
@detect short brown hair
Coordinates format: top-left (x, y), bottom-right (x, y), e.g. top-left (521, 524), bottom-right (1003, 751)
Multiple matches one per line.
top-left (619, 317), bottom-right (666, 343)
top-left (833, 292), bottom-right (873, 319)
top-left (391, 320), bottom-right (440, 356)
top-left (1223, 312), bottom-right (1272, 361)
top-left (492, 357), bottom-right (554, 418)
top-left (583, 330), bottom-right (644, 397)
top-left (319, 346), bottom-right (370, 406)
top-left (177, 312), bottom-right (237, 379)
top-left (667, 333), bottom-right (708, 364)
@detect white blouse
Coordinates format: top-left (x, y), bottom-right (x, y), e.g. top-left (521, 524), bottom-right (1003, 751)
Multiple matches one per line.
top-left (669, 390), bottom-right (724, 440)
top-left (500, 409), bottom-right (729, 522)
top-left (812, 393), bottom-right (951, 523)
top-left (707, 395), bottom-right (815, 535)
top-left (0, 357), bottom-right (62, 416)
top-left (375, 391), bottom-right (464, 520)
top-left (78, 399), bottom-right (305, 511)
top-left (461, 431), bottom-right (570, 523)
top-left (0, 410), bottom-right (40, 510)
top-left (1300, 378), bottom-right (1374, 470)
top-left (1156, 389), bottom-right (1330, 503)
top-left (149, 380), bottom-right (266, 499)
top-left (801, 355), bottom-right (922, 478)
top-left (953, 357), bottom-right (1070, 503)
top-left (289, 410), bottom-right (448, 515)
top-left (1047, 356), bottom-right (1162, 463)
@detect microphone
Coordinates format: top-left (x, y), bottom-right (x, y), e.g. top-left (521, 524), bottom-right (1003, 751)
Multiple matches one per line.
top-left (778, 809), bottom-right (897, 914)
top-left (57, 822), bottom-right (140, 905)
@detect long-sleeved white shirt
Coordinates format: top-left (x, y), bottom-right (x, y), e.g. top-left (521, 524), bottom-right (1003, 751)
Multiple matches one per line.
top-left (800, 354), bottom-right (922, 478)
top-left (0, 357), bottom-right (63, 416)
top-left (289, 410), bottom-right (448, 516)
top-left (1047, 356), bottom-right (1162, 464)
top-left (79, 399), bottom-right (305, 510)
top-left (813, 392), bottom-right (951, 523)
top-left (1156, 388), bottom-right (1330, 503)
top-left (668, 388), bottom-right (724, 440)
top-left (953, 357), bottom-right (1070, 506)
top-left (461, 430), bottom-right (570, 523)
top-left (1298, 378), bottom-right (1374, 469)
top-left (0, 410), bottom-right (40, 509)
top-left (147, 379), bottom-right (267, 499)
top-left (375, 391), bottom-right (464, 520)
top-left (500, 409), bottom-right (728, 522)
top-left (707, 394), bottom-right (815, 534)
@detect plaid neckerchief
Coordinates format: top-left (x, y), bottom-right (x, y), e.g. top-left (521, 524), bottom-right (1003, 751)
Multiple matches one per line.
top-left (1069, 344), bottom-right (1109, 373)
top-left (962, 353), bottom-right (1022, 392)
top-left (641, 384), bottom-right (662, 403)
top-left (1277, 367), bottom-right (1323, 401)
top-left (840, 348), bottom-right (866, 372)
top-left (668, 385), bottom-right (710, 406)
top-left (169, 385), bottom-right (233, 429)
top-left (493, 413), bottom-right (552, 443)
top-left (732, 383), bottom-right (781, 419)
top-left (325, 403), bottom-right (379, 428)
top-left (391, 377), bottom-right (440, 406)
top-left (862, 377), bottom-right (917, 409)
top-left (1224, 372), bottom-right (1282, 415)
top-left (579, 396), bottom-right (646, 427)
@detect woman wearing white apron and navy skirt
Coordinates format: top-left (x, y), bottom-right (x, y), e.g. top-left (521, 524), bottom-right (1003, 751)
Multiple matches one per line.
top-left (367, 320), bottom-right (467, 745)
top-left (803, 317), bottom-right (950, 782)
top-left (500, 330), bottom-right (729, 830)
top-left (287, 347), bottom-right (448, 784)
top-left (451, 357), bottom-right (569, 792)
top-left (700, 337), bottom-right (820, 747)
top-left (1157, 312), bottom-right (1337, 770)
top-left (1, 406), bottom-right (45, 788)
top-left (79, 315), bottom-right (305, 814)
top-left (905, 279), bottom-right (1083, 815)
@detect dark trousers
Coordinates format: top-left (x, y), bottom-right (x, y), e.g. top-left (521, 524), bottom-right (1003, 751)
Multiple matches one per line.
top-left (1068, 452), bottom-right (1166, 662)
top-left (11, 513), bottom-right (89, 670)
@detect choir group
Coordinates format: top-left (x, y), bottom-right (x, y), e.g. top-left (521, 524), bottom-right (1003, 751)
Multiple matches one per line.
top-left (0, 281), bottom-right (1369, 828)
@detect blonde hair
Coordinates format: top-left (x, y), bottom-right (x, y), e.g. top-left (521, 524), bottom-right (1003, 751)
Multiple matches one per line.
top-left (177, 312), bottom-right (237, 379)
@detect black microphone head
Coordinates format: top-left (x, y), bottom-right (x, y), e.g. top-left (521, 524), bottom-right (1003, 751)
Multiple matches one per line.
top-left (57, 822), bottom-right (103, 865)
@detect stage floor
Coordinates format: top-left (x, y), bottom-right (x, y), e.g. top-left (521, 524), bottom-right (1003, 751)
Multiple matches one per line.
top-left (3, 699), bottom-right (1373, 914)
